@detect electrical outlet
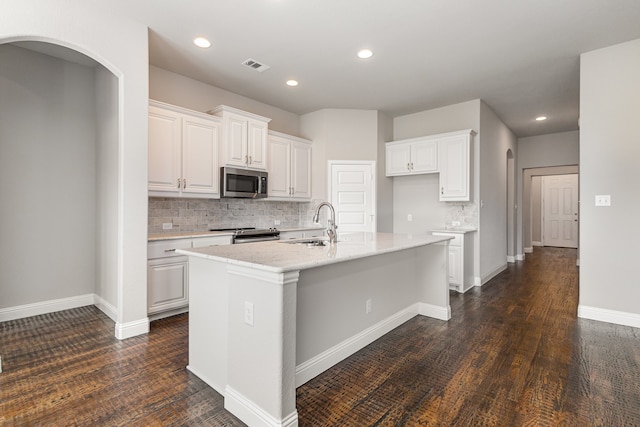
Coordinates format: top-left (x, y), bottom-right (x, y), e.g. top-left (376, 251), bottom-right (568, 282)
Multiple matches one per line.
top-left (365, 298), bottom-right (372, 314)
top-left (274, 219), bottom-right (281, 225)
top-left (244, 301), bottom-right (254, 326)
top-left (595, 195), bottom-right (611, 206)
top-left (407, 214), bottom-right (413, 222)
top-left (162, 223), bottom-right (173, 230)
top-left (451, 221), bottom-right (461, 227)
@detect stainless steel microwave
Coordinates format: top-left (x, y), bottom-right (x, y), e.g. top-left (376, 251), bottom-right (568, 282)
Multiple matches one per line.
top-left (220, 167), bottom-right (268, 198)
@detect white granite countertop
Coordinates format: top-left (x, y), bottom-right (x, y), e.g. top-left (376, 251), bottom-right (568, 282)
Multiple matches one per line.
top-left (148, 226), bottom-right (325, 242)
top-left (177, 232), bottom-right (452, 273)
top-left (431, 227), bottom-right (477, 234)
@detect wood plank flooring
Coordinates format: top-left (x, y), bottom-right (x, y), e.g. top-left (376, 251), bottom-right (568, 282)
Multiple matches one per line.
top-left (1, 247), bottom-right (639, 426)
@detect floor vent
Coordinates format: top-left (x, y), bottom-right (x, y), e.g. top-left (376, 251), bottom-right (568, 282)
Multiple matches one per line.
top-left (242, 58), bottom-right (271, 73)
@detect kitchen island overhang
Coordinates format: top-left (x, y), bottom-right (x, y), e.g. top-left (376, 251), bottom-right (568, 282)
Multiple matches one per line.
top-left (178, 232), bottom-right (452, 427)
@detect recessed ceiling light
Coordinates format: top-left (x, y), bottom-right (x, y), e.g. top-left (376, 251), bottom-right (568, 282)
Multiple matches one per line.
top-left (193, 37), bottom-right (211, 48)
top-left (286, 80), bottom-right (299, 87)
top-left (535, 116), bottom-right (547, 121)
top-left (357, 49), bottom-right (374, 59)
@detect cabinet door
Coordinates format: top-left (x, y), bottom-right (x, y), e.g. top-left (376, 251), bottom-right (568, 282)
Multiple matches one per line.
top-left (267, 137), bottom-right (291, 198)
top-left (291, 142), bottom-right (311, 199)
top-left (386, 143), bottom-right (411, 176)
top-left (148, 106), bottom-right (182, 193)
top-left (182, 115), bottom-right (220, 196)
top-left (147, 256), bottom-right (189, 314)
top-left (448, 245), bottom-right (462, 285)
top-left (247, 120), bottom-right (268, 170)
top-left (411, 139), bottom-right (438, 173)
top-left (439, 134), bottom-right (470, 201)
top-left (225, 115), bottom-right (248, 167)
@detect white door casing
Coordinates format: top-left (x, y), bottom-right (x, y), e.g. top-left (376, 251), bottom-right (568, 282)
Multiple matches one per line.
top-left (328, 161), bottom-right (376, 232)
top-left (542, 174), bottom-right (578, 248)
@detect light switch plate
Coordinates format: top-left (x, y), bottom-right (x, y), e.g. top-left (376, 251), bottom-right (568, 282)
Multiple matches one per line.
top-left (595, 195), bottom-right (611, 206)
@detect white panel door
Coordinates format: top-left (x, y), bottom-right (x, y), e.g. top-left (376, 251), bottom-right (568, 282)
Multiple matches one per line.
top-left (542, 174), bottom-right (578, 248)
top-left (329, 162), bottom-right (375, 232)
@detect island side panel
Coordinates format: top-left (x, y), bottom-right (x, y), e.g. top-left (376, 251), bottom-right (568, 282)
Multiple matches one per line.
top-left (187, 256), bottom-right (229, 395)
top-left (224, 266), bottom-right (300, 427)
top-left (295, 244), bottom-right (449, 386)
top-left (415, 242), bottom-right (451, 320)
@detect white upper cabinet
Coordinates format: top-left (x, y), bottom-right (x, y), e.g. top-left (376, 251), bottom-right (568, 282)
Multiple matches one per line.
top-left (267, 131), bottom-right (312, 201)
top-left (385, 129), bottom-right (474, 202)
top-left (149, 101), bottom-right (221, 198)
top-left (438, 131), bottom-right (472, 201)
top-left (208, 105), bottom-right (271, 171)
top-left (385, 137), bottom-right (437, 176)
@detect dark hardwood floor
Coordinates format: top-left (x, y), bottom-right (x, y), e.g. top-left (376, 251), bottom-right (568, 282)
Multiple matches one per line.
top-left (1, 247), bottom-right (639, 426)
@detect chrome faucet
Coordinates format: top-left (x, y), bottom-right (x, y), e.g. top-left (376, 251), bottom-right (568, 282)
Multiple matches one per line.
top-left (313, 201), bottom-right (338, 244)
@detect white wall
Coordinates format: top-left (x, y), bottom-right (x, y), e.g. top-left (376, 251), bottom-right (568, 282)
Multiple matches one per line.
top-left (2, 0), bottom-right (149, 338)
top-left (0, 44), bottom-right (97, 308)
top-left (579, 38), bottom-right (640, 326)
top-left (150, 66), bottom-right (300, 136)
top-left (478, 102), bottom-right (517, 283)
top-left (517, 131), bottom-right (579, 255)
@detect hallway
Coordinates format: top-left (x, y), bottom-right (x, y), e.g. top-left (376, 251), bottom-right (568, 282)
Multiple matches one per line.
top-left (1, 248), bottom-right (639, 425)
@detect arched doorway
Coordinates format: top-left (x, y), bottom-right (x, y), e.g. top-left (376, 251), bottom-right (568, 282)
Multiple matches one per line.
top-left (0, 41), bottom-right (121, 328)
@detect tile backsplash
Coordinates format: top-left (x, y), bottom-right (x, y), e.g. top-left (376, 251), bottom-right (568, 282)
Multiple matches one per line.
top-left (148, 197), bottom-right (321, 234)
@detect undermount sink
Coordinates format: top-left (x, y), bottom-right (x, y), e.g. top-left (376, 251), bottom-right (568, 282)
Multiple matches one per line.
top-left (281, 238), bottom-right (328, 246)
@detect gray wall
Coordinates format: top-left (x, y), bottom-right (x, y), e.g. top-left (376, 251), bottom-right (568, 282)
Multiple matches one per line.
top-left (0, 44), bottom-right (97, 309)
top-left (150, 66), bottom-right (301, 136)
top-left (517, 131), bottom-right (579, 255)
top-left (478, 102), bottom-right (518, 282)
top-left (579, 38), bottom-right (640, 323)
top-left (391, 100), bottom-right (481, 234)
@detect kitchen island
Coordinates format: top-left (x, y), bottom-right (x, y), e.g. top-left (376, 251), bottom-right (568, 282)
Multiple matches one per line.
top-left (178, 232), bottom-right (452, 427)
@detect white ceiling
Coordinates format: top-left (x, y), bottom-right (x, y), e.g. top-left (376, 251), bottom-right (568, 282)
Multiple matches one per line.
top-left (44, 1), bottom-right (640, 137)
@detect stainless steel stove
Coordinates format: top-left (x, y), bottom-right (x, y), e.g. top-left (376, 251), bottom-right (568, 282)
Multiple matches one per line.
top-left (209, 227), bottom-right (280, 244)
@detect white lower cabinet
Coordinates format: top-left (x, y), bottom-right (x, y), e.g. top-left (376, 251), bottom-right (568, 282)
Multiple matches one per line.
top-left (279, 228), bottom-right (325, 240)
top-left (432, 230), bottom-right (475, 293)
top-left (147, 234), bottom-right (232, 318)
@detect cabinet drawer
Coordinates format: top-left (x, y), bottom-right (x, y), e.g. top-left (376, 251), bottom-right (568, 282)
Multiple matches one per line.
top-left (192, 235), bottom-right (232, 247)
top-left (148, 238), bottom-right (192, 259)
top-left (432, 232), bottom-right (463, 246)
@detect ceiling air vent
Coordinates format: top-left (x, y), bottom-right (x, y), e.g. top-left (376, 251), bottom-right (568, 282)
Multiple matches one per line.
top-left (242, 58), bottom-right (271, 73)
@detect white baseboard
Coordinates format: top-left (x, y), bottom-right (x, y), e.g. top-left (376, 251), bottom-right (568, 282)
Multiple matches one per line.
top-left (418, 302), bottom-right (451, 320)
top-left (481, 263), bottom-right (507, 285)
top-left (506, 255), bottom-right (516, 263)
top-left (0, 294), bottom-right (95, 322)
top-left (516, 253), bottom-right (525, 261)
top-left (225, 386), bottom-right (298, 427)
top-left (474, 276), bottom-right (482, 287)
top-left (187, 365), bottom-right (226, 397)
top-left (533, 241), bottom-right (543, 247)
top-left (578, 305), bottom-right (640, 329)
top-left (93, 295), bottom-right (117, 322)
top-left (524, 247), bottom-right (533, 254)
top-left (115, 317), bottom-right (149, 340)
top-left (295, 304), bottom-right (419, 387)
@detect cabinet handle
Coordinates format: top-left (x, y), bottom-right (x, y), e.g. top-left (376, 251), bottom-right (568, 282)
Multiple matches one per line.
top-left (441, 187), bottom-right (444, 194)
top-left (164, 249), bottom-right (176, 252)
top-left (245, 155), bottom-right (248, 164)
top-left (177, 178), bottom-right (181, 189)
top-left (249, 155), bottom-right (252, 165)
top-left (407, 162), bottom-right (410, 170)
top-left (183, 178), bottom-right (186, 189)
top-left (411, 162), bottom-right (414, 170)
